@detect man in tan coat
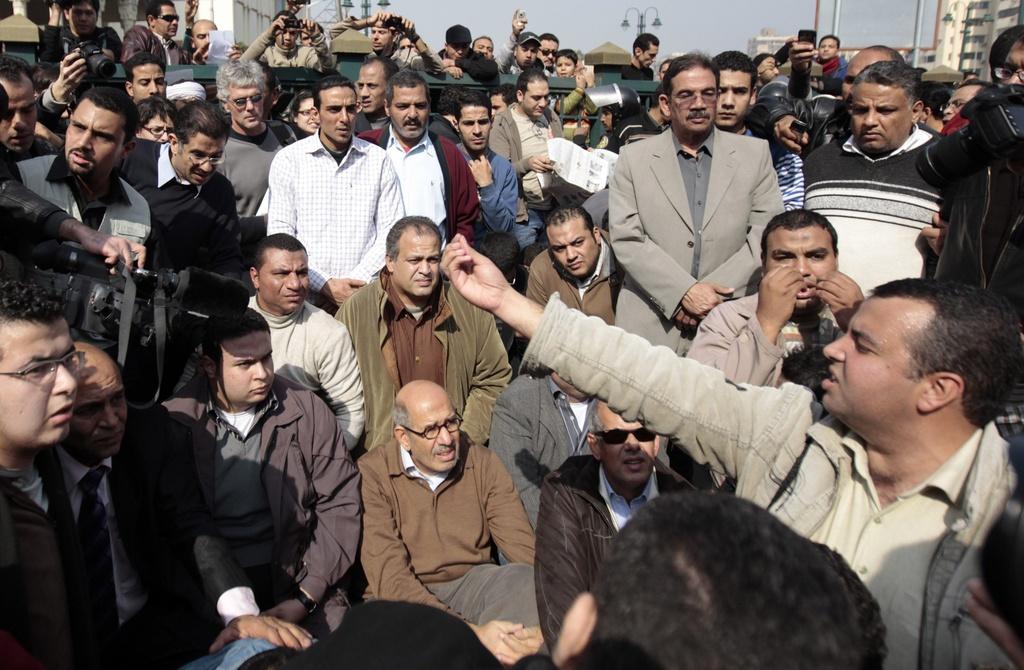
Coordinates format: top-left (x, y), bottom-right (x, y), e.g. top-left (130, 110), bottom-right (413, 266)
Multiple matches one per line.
top-left (610, 52), bottom-right (783, 355)
top-left (337, 216), bottom-right (511, 453)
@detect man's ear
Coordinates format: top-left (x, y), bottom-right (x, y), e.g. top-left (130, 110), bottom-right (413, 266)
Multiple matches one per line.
top-left (394, 424), bottom-right (409, 449)
top-left (249, 265), bottom-right (260, 290)
top-left (554, 593), bottom-right (598, 668)
top-left (586, 433), bottom-right (601, 460)
top-left (198, 354), bottom-right (217, 382)
top-left (916, 371), bottom-right (965, 416)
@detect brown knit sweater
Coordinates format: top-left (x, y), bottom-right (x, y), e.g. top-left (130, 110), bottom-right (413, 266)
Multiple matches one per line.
top-left (358, 438), bottom-right (535, 613)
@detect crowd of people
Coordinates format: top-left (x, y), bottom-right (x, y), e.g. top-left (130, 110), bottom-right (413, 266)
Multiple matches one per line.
top-left (2, 2), bottom-right (1024, 669)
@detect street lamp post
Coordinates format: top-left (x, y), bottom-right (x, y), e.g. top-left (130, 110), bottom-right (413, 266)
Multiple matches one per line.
top-left (620, 6), bottom-right (662, 38)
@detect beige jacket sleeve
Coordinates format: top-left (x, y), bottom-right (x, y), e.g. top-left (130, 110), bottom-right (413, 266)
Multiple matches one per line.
top-left (687, 297), bottom-right (785, 387)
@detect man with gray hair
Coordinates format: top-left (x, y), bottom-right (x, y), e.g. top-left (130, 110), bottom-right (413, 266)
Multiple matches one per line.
top-left (337, 216), bottom-right (510, 453)
top-left (803, 60), bottom-right (941, 292)
top-left (218, 60), bottom-right (288, 257)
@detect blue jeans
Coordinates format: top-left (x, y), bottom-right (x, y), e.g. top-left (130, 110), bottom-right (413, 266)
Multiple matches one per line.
top-left (513, 208), bottom-right (549, 249)
top-left (178, 639), bottom-right (276, 670)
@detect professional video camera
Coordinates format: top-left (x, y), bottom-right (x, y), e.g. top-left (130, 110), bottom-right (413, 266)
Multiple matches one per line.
top-left (917, 85), bottom-right (1024, 189)
top-left (77, 40), bottom-right (116, 78)
top-left (29, 241), bottom-right (249, 401)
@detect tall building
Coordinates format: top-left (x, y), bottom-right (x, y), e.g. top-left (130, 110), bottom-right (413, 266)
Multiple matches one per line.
top-left (747, 28), bottom-right (789, 57)
top-left (930, 0), bottom-right (1023, 77)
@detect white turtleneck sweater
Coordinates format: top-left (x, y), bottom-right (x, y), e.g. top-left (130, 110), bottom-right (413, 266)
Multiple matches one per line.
top-left (249, 297), bottom-right (364, 448)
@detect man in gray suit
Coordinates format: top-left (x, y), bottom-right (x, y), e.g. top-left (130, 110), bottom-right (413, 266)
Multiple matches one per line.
top-left (489, 373), bottom-right (595, 526)
top-left (610, 52), bottom-right (784, 355)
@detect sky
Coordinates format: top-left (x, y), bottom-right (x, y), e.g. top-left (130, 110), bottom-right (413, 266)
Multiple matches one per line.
top-left (372, 0), bottom-right (937, 57)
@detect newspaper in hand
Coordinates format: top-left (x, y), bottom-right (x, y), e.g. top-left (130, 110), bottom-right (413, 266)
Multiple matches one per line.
top-left (546, 138), bottom-right (619, 194)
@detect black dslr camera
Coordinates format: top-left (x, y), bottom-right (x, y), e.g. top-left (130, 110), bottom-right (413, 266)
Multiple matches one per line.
top-left (283, 17), bottom-right (301, 30)
top-left (917, 85), bottom-right (1024, 189)
top-left (46, 0), bottom-right (75, 8)
top-left (77, 41), bottom-right (116, 78)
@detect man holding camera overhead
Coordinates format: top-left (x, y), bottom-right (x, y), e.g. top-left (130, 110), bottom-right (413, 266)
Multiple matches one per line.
top-left (241, 11), bottom-right (335, 73)
top-left (329, 10), bottom-right (443, 74)
top-left (40, 0), bottom-right (121, 63)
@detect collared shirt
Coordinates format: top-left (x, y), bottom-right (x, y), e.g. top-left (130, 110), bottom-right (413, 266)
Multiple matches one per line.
top-left (157, 142), bottom-right (201, 195)
top-left (674, 130), bottom-right (715, 277)
top-left (400, 445), bottom-right (449, 491)
top-left (57, 446), bottom-right (149, 625)
top-left (841, 125), bottom-right (932, 163)
top-left (382, 270), bottom-right (448, 388)
top-left (0, 464), bottom-right (47, 511)
top-left (598, 465), bottom-right (659, 531)
top-left (385, 130), bottom-right (447, 236)
top-left (267, 134), bottom-right (405, 290)
top-left (575, 239), bottom-right (608, 300)
top-left (809, 429), bottom-right (982, 670)
top-left (547, 376), bottom-right (595, 456)
top-left (45, 151), bottom-right (131, 230)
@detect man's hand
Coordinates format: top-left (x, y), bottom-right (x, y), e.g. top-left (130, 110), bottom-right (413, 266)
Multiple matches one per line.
top-left (774, 115), bottom-right (809, 154)
top-left (48, 2), bottom-right (61, 26)
top-left (816, 271), bottom-right (864, 332)
top-left (527, 154), bottom-right (554, 173)
top-left (920, 210), bottom-right (948, 256)
top-left (185, 0), bottom-right (199, 28)
top-left (574, 72), bottom-right (588, 90)
top-left (681, 282), bottom-right (734, 319)
top-left (445, 65), bottom-right (464, 79)
top-left (60, 219), bottom-right (146, 271)
top-left (302, 19), bottom-right (322, 36)
top-left (755, 267), bottom-right (803, 341)
top-left (322, 277), bottom-right (367, 306)
top-left (52, 52), bottom-right (88, 105)
top-left (193, 41), bottom-right (210, 64)
top-left (673, 311), bottom-right (700, 330)
top-left (228, 44), bottom-right (242, 61)
top-left (468, 155), bottom-right (494, 188)
top-left (262, 598), bottom-right (307, 624)
top-left (285, 0), bottom-right (303, 15)
top-left (967, 579), bottom-right (1024, 669)
top-left (511, 10), bottom-right (528, 37)
top-left (789, 39), bottom-right (816, 74)
top-left (268, 15), bottom-right (288, 37)
top-left (210, 615), bottom-right (312, 653)
top-left (470, 621), bottom-right (542, 666)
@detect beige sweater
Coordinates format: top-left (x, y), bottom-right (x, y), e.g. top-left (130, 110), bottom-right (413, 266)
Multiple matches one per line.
top-left (250, 297), bottom-right (364, 448)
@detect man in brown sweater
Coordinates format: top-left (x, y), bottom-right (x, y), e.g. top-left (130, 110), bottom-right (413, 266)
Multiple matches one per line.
top-left (358, 380), bottom-right (542, 663)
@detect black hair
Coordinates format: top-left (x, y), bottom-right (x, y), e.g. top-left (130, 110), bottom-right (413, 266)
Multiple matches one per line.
top-left (871, 279), bottom-right (1024, 427)
top-left (853, 60), bottom-right (921, 102)
top-left (814, 545), bottom-right (888, 670)
top-left (287, 89), bottom-right (313, 119)
top-left (554, 49), bottom-right (578, 66)
top-left (490, 83), bottom-right (516, 105)
top-left (633, 32), bottom-right (660, 53)
top-left (780, 346), bottom-right (832, 402)
top-left (455, 88), bottom-right (491, 120)
top-left (173, 100), bottom-right (229, 144)
top-left (538, 33), bottom-right (559, 44)
top-left (662, 52), bottom-right (719, 96)
top-left (819, 34), bottom-right (841, 48)
top-left (437, 86), bottom-right (464, 117)
top-left (137, 95), bottom-right (176, 129)
top-left (124, 52), bottom-right (165, 81)
top-left (712, 50), bottom-right (756, 89)
top-left (476, 232), bottom-right (521, 277)
top-left (202, 309), bottom-right (269, 365)
top-left (587, 493), bottom-right (864, 669)
top-left (67, 0), bottom-right (100, 12)
top-left (515, 69), bottom-right (548, 94)
top-left (385, 216), bottom-right (442, 260)
top-left (361, 54), bottom-right (399, 82)
top-left (253, 233), bottom-right (306, 270)
top-left (760, 209), bottom-right (838, 259)
top-left (917, 81), bottom-right (952, 120)
top-left (385, 69), bottom-right (428, 105)
top-left (31, 62), bottom-right (59, 94)
top-left (0, 280), bottom-right (64, 330)
top-left (78, 86), bottom-right (139, 142)
top-left (546, 206), bottom-right (595, 232)
top-left (752, 53), bottom-right (775, 69)
top-left (990, 26), bottom-right (1024, 80)
top-left (313, 74), bottom-right (355, 108)
top-left (273, 9), bottom-right (295, 22)
top-left (0, 55), bottom-right (33, 87)
top-left (144, 0), bottom-right (173, 19)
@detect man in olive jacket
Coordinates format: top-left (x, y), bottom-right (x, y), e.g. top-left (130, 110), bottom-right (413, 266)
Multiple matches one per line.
top-left (338, 216), bottom-right (511, 453)
top-left (164, 309), bottom-right (361, 639)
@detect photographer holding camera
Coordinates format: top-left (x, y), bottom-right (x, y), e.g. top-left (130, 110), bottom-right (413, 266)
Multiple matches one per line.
top-left (40, 0), bottom-right (121, 64)
top-left (329, 10), bottom-right (443, 74)
top-left (240, 11), bottom-right (334, 74)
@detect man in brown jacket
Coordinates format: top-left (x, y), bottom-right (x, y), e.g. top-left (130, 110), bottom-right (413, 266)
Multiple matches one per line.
top-left (359, 380), bottom-right (541, 663)
top-left (534, 402), bottom-right (690, 649)
top-left (526, 206), bottom-right (622, 325)
top-left (164, 309), bottom-right (361, 639)
top-left (121, 0), bottom-right (191, 65)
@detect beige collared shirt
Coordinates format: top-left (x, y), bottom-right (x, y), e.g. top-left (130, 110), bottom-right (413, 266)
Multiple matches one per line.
top-left (810, 429), bottom-right (982, 669)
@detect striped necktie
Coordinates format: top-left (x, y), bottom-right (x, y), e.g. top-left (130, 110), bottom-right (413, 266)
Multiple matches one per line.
top-left (77, 466), bottom-right (119, 643)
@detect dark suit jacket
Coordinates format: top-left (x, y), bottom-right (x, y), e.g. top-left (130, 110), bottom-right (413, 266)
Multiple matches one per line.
top-left (489, 374), bottom-right (587, 527)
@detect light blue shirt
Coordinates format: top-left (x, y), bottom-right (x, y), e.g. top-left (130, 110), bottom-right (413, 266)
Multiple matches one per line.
top-left (385, 130), bottom-right (447, 235)
top-left (598, 465), bottom-right (659, 531)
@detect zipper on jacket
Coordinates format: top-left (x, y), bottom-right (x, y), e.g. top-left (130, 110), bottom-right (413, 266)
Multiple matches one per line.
top-left (978, 167), bottom-right (994, 287)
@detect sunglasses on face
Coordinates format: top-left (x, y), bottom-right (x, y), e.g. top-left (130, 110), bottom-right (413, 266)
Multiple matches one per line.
top-left (157, 13), bottom-right (179, 22)
top-left (594, 428), bottom-right (657, 444)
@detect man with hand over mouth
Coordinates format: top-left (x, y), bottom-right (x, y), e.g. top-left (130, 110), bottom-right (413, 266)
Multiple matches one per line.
top-left (688, 209), bottom-right (863, 387)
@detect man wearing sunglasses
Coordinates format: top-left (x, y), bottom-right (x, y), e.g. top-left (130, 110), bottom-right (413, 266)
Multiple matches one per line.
top-left (121, 0), bottom-right (191, 65)
top-left (533, 401), bottom-right (691, 649)
top-left (358, 379), bottom-right (541, 665)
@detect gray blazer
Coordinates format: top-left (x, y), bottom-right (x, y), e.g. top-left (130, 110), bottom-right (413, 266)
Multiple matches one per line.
top-left (489, 375), bottom-right (587, 527)
top-left (609, 128), bottom-right (784, 355)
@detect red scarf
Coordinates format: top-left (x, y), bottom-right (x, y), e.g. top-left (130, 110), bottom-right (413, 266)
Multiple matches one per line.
top-left (820, 56), bottom-right (841, 77)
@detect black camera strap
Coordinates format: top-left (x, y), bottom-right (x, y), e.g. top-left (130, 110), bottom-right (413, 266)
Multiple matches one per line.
top-left (118, 267), bottom-right (168, 410)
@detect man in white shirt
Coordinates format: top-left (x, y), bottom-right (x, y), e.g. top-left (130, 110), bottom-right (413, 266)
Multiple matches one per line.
top-left (248, 233), bottom-right (364, 447)
top-left (268, 75), bottom-right (404, 310)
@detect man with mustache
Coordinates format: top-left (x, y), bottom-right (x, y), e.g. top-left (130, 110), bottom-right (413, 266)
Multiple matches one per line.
top-left (688, 210), bottom-right (862, 387)
top-left (360, 70), bottom-right (480, 244)
top-left (609, 52), bottom-right (783, 356)
top-left (164, 309), bottom-right (361, 639)
top-left (16, 86), bottom-right (151, 251)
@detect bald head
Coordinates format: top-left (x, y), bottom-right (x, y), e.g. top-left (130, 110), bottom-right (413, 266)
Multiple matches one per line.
top-left (192, 20), bottom-right (218, 59)
top-left (393, 380), bottom-right (461, 476)
top-left (844, 46), bottom-right (904, 101)
top-left (65, 342), bottom-right (126, 466)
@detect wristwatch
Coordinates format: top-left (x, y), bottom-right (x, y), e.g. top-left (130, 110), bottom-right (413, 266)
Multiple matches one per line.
top-left (295, 587), bottom-right (318, 615)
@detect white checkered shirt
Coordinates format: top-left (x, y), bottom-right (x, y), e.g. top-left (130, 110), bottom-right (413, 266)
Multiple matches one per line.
top-left (267, 134), bottom-right (405, 290)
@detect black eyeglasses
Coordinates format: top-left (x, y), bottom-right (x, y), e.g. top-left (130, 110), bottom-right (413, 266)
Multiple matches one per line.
top-left (403, 415), bottom-right (462, 440)
top-left (594, 428), bottom-right (656, 444)
top-left (158, 13), bottom-right (179, 22)
top-left (230, 93), bottom-right (264, 109)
